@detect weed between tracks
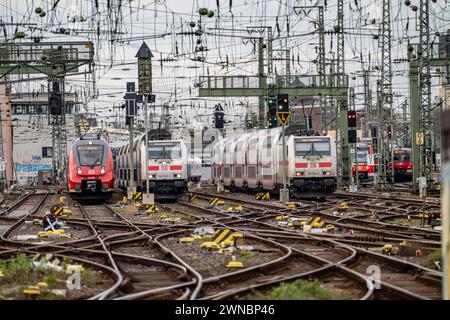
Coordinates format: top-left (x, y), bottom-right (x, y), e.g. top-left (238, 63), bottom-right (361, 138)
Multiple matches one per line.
top-left (389, 219), bottom-right (423, 227)
top-left (250, 279), bottom-right (349, 300)
top-left (424, 250), bottom-right (442, 270)
top-left (0, 253), bottom-right (105, 300)
top-left (239, 251), bottom-right (254, 262)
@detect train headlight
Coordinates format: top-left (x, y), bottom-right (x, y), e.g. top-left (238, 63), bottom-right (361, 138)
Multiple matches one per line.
top-left (175, 173), bottom-right (181, 178)
top-left (77, 167), bottom-right (82, 175)
top-left (324, 171), bottom-right (331, 176)
top-left (100, 166), bottom-right (105, 174)
top-left (149, 174), bottom-right (154, 179)
top-left (162, 161), bottom-right (167, 165)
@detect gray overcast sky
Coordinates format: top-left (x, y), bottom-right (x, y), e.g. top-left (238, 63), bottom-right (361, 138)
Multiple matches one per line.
top-left (1, 0), bottom-right (449, 128)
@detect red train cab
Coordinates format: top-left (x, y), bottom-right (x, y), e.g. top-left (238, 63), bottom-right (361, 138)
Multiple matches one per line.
top-left (67, 133), bottom-right (115, 200)
top-left (351, 143), bottom-right (375, 184)
top-left (389, 148), bottom-right (412, 182)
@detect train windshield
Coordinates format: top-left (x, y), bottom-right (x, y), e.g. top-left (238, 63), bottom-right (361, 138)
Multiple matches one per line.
top-left (295, 139), bottom-right (331, 156)
top-left (77, 145), bottom-right (104, 166)
top-left (351, 148), bottom-right (369, 163)
top-left (394, 153), bottom-right (411, 162)
top-left (149, 143), bottom-right (182, 160)
top-left (355, 151), bottom-right (368, 163)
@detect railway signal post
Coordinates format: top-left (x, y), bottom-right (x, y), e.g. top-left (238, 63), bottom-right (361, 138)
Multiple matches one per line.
top-left (136, 42), bottom-right (154, 202)
top-left (277, 94), bottom-right (291, 202)
top-left (348, 111), bottom-right (359, 190)
top-left (125, 82), bottom-right (137, 192)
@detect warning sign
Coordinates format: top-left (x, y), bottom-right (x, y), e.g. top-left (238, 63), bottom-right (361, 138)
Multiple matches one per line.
top-left (276, 112), bottom-right (291, 126)
top-left (416, 132), bottom-right (424, 146)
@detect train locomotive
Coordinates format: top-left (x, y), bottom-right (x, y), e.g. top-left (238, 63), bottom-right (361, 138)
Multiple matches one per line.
top-left (212, 125), bottom-right (337, 199)
top-left (67, 133), bottom-right (115, 200)
top-left (351, 143), bottom-right (375, 184)
top-left (115, 129), bottom-right (188, 201)
top-left (389, 148), bottom-right (413, 182)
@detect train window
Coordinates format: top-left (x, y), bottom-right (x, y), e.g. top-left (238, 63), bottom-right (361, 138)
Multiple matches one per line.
top-left (148, 143), bottom-right (181, 160)
top-left (352, 150), bottom-right (369, 163)
top-left (236, 167), bottom-right (242, 178)
top-left (248, 167), bottom-right (256, 178)
top-left (394, 153), bottom-right (411, 162)
top-left (295, 139), bottom-right (331, 156)
top-left (42, 147), bottom-right (53, 158)
top-left (13, 106), bottom-right (23, 114)
top-left (261, 137), bottom-right (272, 159)
top-left (295, 142), bottom-right (312, 155)
top-left (312, 141), bottom-right (330, 155)
top-left (77, 145), bottom-right (104, 166)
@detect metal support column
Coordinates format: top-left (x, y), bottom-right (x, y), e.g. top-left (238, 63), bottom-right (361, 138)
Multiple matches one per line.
top-left (280, 125), bottom-right (289, 202)
top-left (258, 37), bottom-right (266, 128)
top-left (336, 0), bottom-right (345, 86)
top-left (354, 143), bottom-right (359, 189)
top-left (441, 108), bottom-right (450, 299)
top-left (377, 0), bottom-right (394, 191)
top-left (417, 0), bottom-right (434, 191)
top-left (410, 59), bottom-right (421, 193)
top-left (336, 0), bottom-right (348, 188)
top-left (49, 75), bottom-right (67, 184)
top-left (128, 117), bottom-right (135, 191)
top-left (144, 95), bottom-right (149, 195)
top-left (339, 98), bottom-right (350, 187)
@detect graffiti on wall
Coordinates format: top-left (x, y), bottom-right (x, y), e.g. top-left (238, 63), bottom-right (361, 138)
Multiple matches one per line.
top-left (15, 164), bottom-right (52, 172)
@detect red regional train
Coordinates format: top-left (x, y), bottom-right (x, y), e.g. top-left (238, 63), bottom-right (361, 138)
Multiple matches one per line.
top-left (351, 143), bottom-right (375, 184)
top-left (67, 133), bottom-right (115, 200)
top-left (389, 148), bottom-right (413, 182)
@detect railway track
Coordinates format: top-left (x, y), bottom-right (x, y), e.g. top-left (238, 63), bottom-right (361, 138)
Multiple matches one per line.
top-left (158, 197), bottom-right (442, 300)
top-left (189, 191), bottom-right (441, 241)
top-left (0, 188), bottom-right (444, 300)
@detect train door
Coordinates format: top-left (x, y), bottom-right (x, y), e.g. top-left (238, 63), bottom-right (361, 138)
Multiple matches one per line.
top-left (230, 140), bottom-right (238, 188)
top-left (222, 141), bottom-right (232, 187)
top-left (261, 132), bottom-right (277, 190)
top-left (247, 137), bottom-right (259, 189)
top-left (234, 140), bottom-right (244, 188)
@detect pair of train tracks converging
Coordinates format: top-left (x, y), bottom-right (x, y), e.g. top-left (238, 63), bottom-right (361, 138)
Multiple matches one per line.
top-left (0, 187), bottom-right (443, 300)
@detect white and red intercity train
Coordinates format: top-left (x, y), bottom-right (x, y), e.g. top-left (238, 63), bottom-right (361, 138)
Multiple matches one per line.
top-left (211, 125), bottom-right (337, 199)
top-left (115, 129), bottom-right (188, 201)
